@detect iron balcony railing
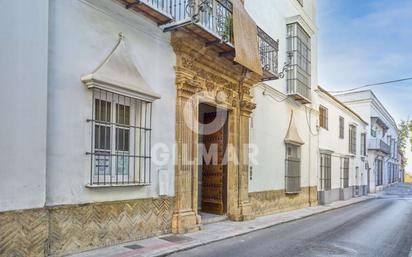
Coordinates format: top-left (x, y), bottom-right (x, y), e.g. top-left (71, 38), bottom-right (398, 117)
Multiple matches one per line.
top-left (164, 0), bottom-right (278, 78)
top-left (369, 139), bottom-right (391, 154)
top-left (140, 0), bottom-right (174, 16)
top-left (168, 0), bottom-right (234, 43)
top-left (257, 26), bottom-right (279, 79)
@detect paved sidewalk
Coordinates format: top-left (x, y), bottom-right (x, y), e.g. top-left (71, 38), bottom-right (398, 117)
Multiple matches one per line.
top-left (70, 195), bottom-right (376, 257)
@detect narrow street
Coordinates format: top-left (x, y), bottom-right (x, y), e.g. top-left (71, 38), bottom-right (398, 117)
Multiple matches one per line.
top-left (170, 184), bottom-right (412, 257)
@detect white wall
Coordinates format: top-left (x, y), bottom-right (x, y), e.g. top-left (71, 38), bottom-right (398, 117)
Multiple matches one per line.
top-left (0, 1), bottom-right (49, 211)
top-left (249, 86), bottom-right (318, 192)
top-left (46, 0), bottom-right (176, 206)
top-left (247, 0), bottom-right (319, 193)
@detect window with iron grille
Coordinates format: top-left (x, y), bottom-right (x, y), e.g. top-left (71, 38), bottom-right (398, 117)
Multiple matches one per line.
top-left (320, 153), bottom-right (331, 191)
top-left (319, 106), bottom-right (328, 130)
top-left (392, 139), bottom-right (396, 158)
top-left (375, 159), bottom-right (383, 186)
top-left (349, 125), bottom-right (357, 154)
top-left (361, 133), bottom-right (367, 156)
top-left (285, 144), bottom-right (301, 193)
top-left (341, 157), bottom-right (349, 188)
top-left (371, 127), bottom-right (377, 137)
top-left (87, 88), bottom-right (152, 186)
top-left (286, 22), bottom-right (311, 100)
top-left (339, 116), bottom-right (344, 139)
top-left (387, 136), bottom-right (392, 157)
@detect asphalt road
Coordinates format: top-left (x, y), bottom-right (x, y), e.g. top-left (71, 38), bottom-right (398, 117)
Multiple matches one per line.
top-left (169, 183), bottom-right (412, 257)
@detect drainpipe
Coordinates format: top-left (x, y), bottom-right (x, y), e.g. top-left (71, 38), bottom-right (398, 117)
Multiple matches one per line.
top-left (308, 108), bottom-right (312, 206)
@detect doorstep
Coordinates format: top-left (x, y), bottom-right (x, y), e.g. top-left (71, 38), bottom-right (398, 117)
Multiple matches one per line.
top-left (199, 212), bottom-right (228, 225)
top-left (69, 195), bottom-right (376, 257)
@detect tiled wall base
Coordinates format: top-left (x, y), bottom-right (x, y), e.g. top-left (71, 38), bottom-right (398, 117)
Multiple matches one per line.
top-left (0, 208), bottom-right (49, 257)
top-left (249, 187), bottom-right (318, 217)
top-left (0, 197), bottom-right (174, 257)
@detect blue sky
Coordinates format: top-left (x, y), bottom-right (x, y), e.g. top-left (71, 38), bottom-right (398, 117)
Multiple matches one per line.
top-left (318, 0), bottom-right (412, 123)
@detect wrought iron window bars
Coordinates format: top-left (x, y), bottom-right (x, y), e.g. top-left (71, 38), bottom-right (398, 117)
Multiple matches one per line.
top-left (87, 88), bottom-right (153, 186)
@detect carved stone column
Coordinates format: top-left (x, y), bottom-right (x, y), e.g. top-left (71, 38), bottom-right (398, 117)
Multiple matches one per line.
top-left (227, 80), bottom-right (257, 221)
top-left (171, 66), bottom-right (201, 234)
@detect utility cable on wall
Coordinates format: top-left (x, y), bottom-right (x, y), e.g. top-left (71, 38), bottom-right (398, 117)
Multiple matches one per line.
top-left (329, 76), bottom-right (412, 94)
top-left (305, 105), bottom-right (319, 136)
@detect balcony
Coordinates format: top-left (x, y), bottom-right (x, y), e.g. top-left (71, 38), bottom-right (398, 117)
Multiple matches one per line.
top-left (164, 0), bottom-right (235, 54)
top-left (121, 0), bottom-right (279, 80)
top-left (369, 139), bottom-right (391, 155)
top-left (257, 27), bottom-right (279, 80)
top-left (286, 82), bottom-right (311, 104)
top-left (120, 0), bottom-right (174, 25)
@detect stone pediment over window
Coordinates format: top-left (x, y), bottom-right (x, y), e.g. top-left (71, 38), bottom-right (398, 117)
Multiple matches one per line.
top-left (81, 33), bottom-right (160, 102)
top-left (284, 110), bottom-right (305, 146)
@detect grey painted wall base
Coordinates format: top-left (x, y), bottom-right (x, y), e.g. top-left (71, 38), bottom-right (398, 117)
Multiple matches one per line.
top-left (340, 187), bottom-right (352, 201)
top-left (361, 185), bottom-right (368, 195)
top-left (353, 185), bottom-right (368, 197)
top-left (318, 188), bottom-right (340, 205)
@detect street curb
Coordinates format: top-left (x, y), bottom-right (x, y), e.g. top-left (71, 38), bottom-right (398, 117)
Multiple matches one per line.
top-left (153, 195), bottom-right (376, 257)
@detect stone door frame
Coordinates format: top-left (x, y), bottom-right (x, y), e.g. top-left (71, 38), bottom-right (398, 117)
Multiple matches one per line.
top-left (171, 31), bottom-right (260, 233)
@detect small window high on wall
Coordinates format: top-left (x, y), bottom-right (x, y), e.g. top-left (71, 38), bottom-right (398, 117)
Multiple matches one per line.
top-left (319, 106), bottom-right (328, 130)
top-left (88, 88), bottom-right (152, 186)
top-left (339, 117), bottom-right (344, 139)
top-left (349, 125), bottom-right (357, 154)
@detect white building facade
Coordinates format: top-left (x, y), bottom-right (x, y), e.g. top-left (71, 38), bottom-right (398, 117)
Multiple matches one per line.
top-left (247, 0), bottom-right (320, 215)
top-left (0, 0), bottom-right (282, 256)
top-left (316, 87), bottom-right (368, 205)
top-left (1, 0), bottom-right (177, 256)
top-left (335, 90), bottom-right (400, 193)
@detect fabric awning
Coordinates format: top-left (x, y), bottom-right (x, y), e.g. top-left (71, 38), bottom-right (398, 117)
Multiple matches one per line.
top-left (284, 111), bottom-right (305, 145)
top-left (232, 0), bottom-right (263, 75)
top-left (81, 33), bottom-right (160, 102)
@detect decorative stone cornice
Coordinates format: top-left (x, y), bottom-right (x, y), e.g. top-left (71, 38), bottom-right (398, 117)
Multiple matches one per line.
top-left (240, 100), bottom-right (256, 115)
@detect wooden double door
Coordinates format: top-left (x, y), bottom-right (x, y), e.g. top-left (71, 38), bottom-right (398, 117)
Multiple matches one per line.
top-left (201, 111), bottom-right (227, 215)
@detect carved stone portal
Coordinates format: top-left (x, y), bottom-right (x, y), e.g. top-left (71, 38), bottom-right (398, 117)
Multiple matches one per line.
top-left (171, 31), bottom-right (261, 233)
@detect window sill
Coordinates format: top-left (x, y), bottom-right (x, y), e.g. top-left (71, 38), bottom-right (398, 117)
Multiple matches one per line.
top-left (86, 183), bottom-right (150, 188)
top-left (285, 191), bottom-right (301, 195)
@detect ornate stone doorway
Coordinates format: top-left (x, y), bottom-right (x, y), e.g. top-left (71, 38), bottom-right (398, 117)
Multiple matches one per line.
top-left (171, 31), bottom-right (260, 233)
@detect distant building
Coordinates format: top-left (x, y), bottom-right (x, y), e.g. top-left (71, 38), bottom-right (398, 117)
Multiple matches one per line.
top-left (316, 86), bottom-right (369, 204)
top-left (335, 90), bottom-right (400, 192)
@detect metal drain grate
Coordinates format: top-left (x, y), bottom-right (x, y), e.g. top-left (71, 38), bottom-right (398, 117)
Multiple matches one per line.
top-left (159, 235), bottom-right (192, 243)
top-left (124, 244), bottom-right (144, 250)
